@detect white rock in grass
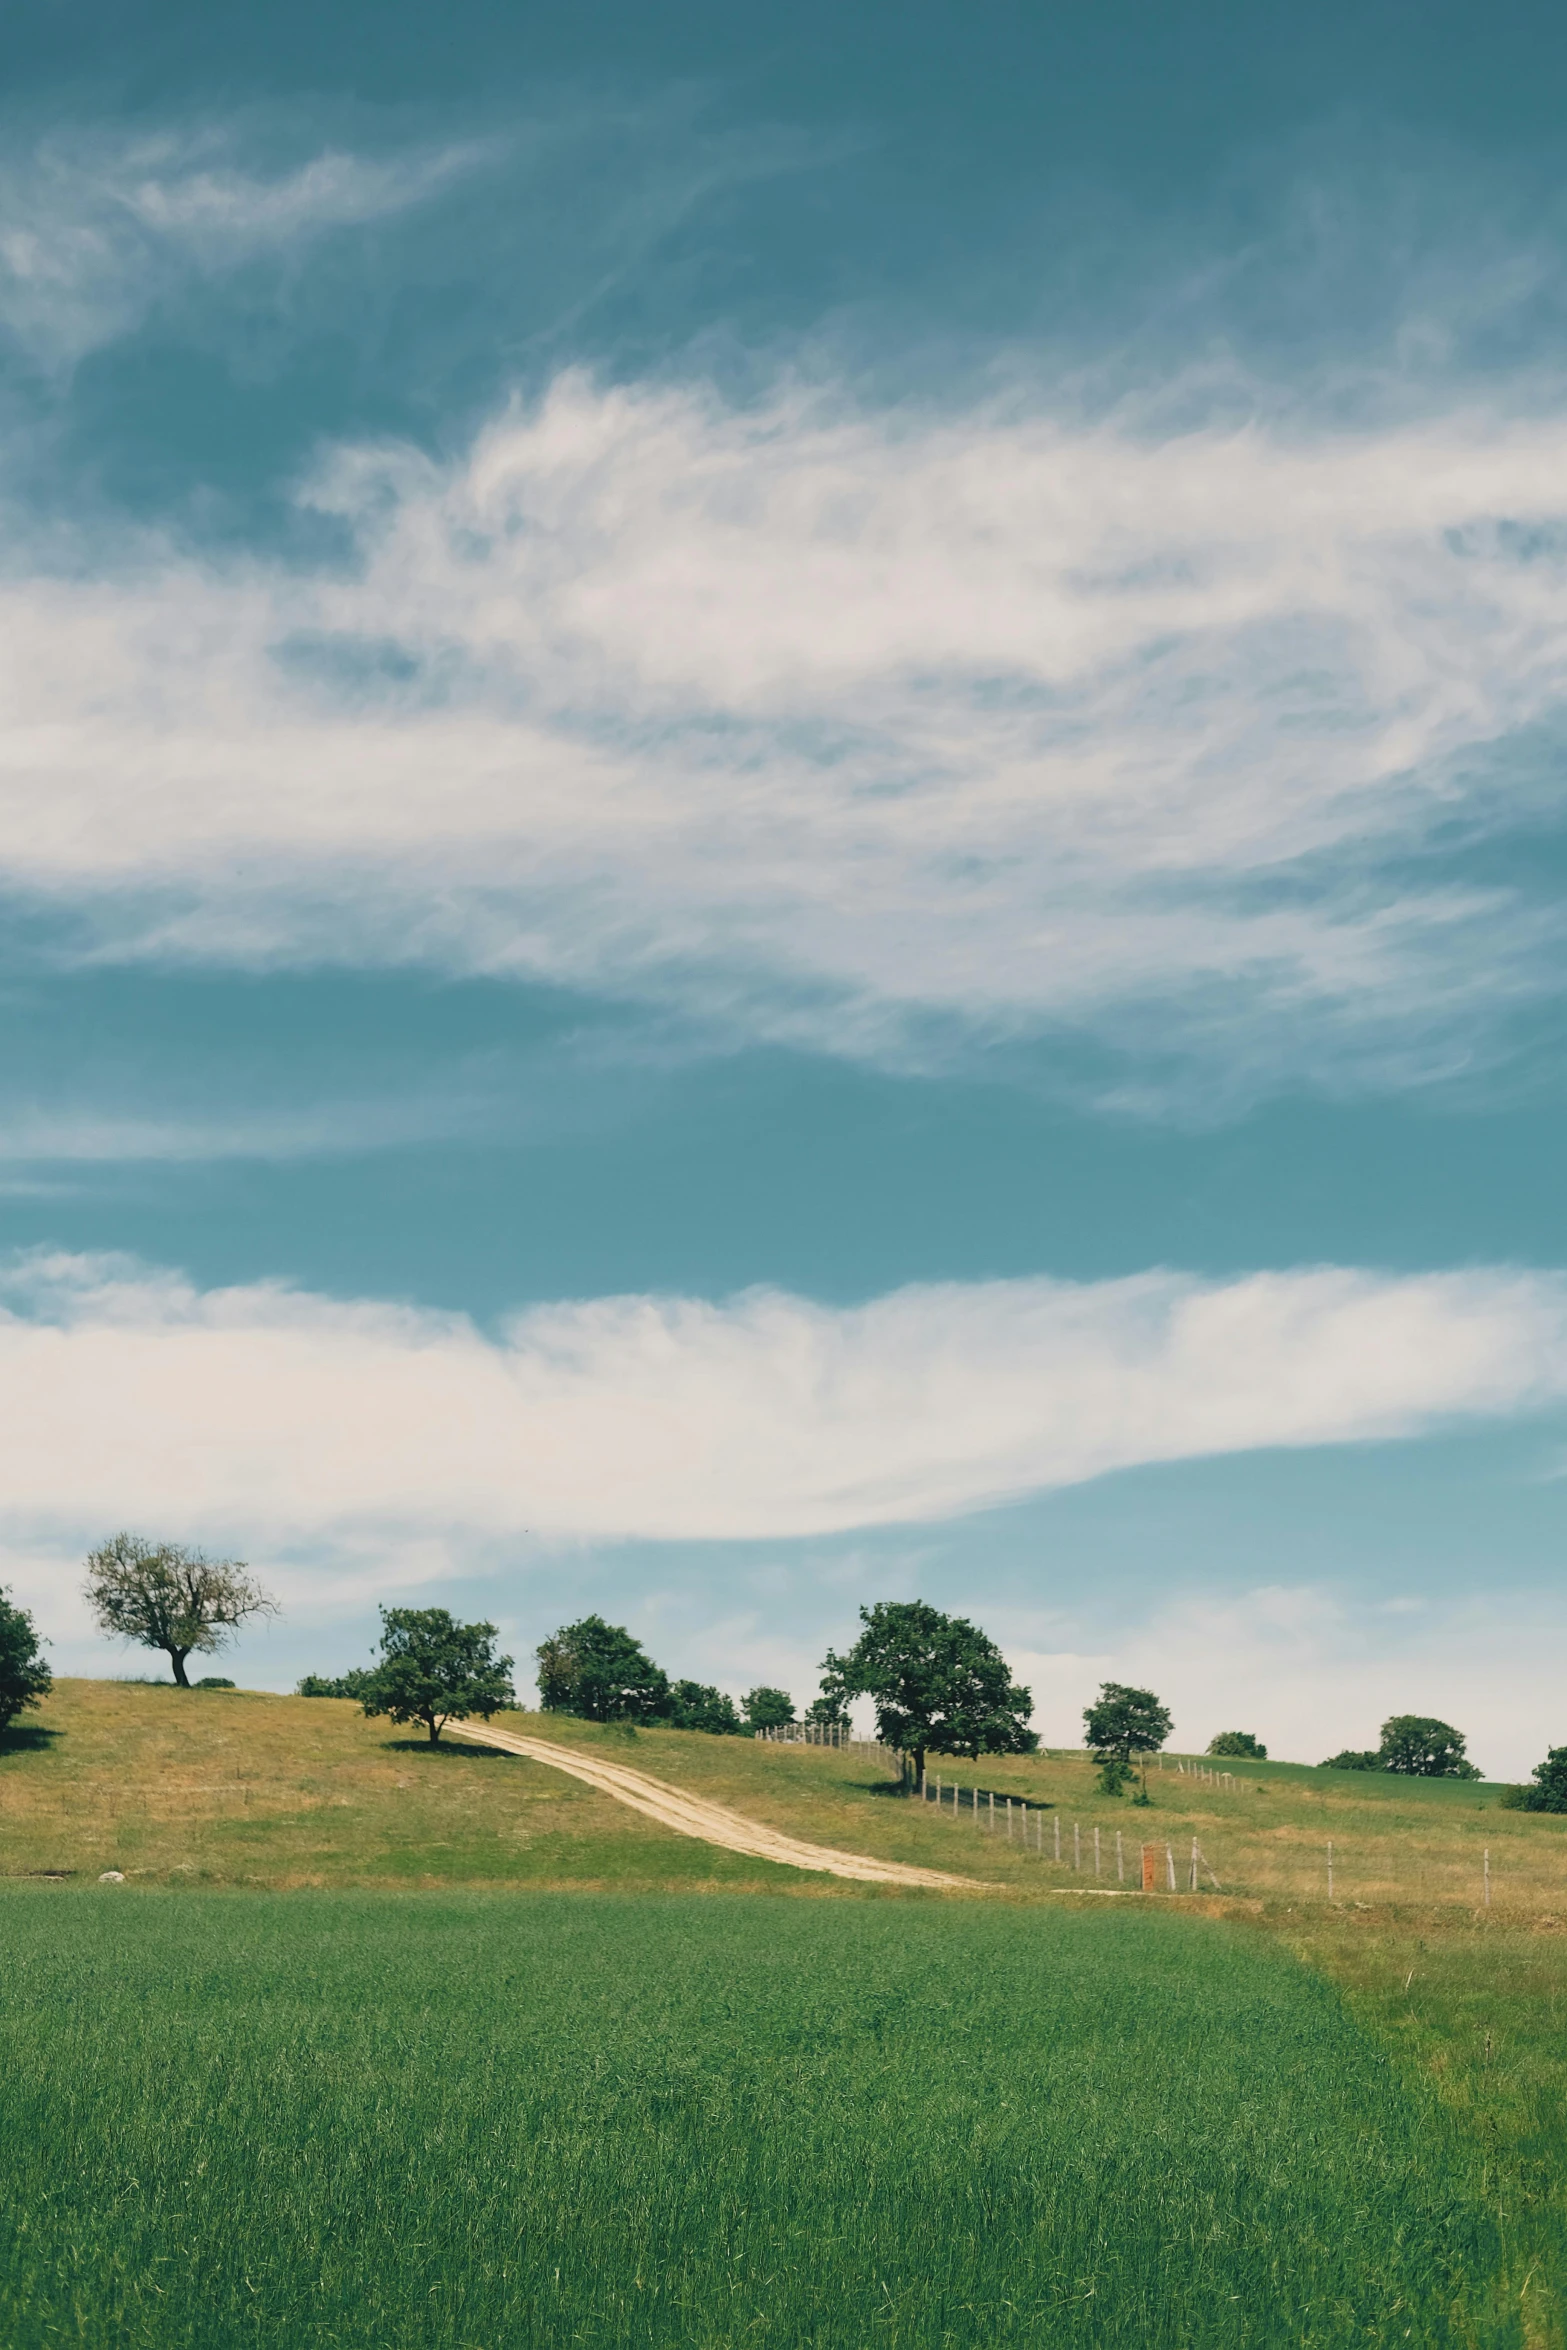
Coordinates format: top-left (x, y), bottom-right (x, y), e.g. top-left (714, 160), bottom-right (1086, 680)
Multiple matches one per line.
top-left (97, 1870), bottom-right (124, 1883)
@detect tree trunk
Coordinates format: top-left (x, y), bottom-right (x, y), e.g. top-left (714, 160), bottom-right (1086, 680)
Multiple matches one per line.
top-left (428, 1715), bottom-right (441, 1744)
top-left (169, 1649), bottom-right (191, 1688)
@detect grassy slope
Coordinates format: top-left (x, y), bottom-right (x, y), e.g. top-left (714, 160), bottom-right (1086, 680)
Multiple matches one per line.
top-left (0, 1889), bottom-right (1523, 2349)
top-left (8, 1680), bottom-right (1563, 1907)
top-left (8, 1682), bottom-right (1567, 2340)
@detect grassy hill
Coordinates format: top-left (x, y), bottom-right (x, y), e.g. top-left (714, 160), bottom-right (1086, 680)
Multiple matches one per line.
top-left (2, 1678), bottom-right (1562, 1910)
top-left (5, 1681), bottom-right (1567, 2345)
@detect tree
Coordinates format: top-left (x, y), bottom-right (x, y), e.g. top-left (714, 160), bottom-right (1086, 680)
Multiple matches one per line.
top-left (360, 1607), bottom-right (514, 1745)
top-left (1321, 1749), bottom-right (1382, 1771)
top-left (742, 1686), bottom-right (796, 1734)
top-left (667, 1680), bottom-right (742, 1735)
top-left (1207, 1730), bottom-right (1266, 1759)
top-left (535, 1615), bottom-right (670, 1722)
top-left (803, 1691), bottom-right (849, 1729)
top-left (297, 1669), bottom-right (375, 1700)
top-left (0, 1587), bottom-right (51, 1733)
top-left (1510, 1747), bottom-right (1567, 1813)
top-left (820, 1600), bottom-right (1036, 1784)
top-left (1084, 1683), bottom-right (1172, 1802)
top-left (83, 1533), bottom-right (278, 1687)
top-left (1377, 1714), bottom-right (1481, 1779)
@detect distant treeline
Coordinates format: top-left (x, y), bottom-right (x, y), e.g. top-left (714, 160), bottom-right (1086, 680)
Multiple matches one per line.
top-left (300, 1613), bottom-right (815, 1738)
top-left (533, 1615), bottom-right (823, 1736)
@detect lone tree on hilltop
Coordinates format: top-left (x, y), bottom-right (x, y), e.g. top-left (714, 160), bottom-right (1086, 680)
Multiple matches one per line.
top-left (83, 1533), bottom-right (278, 1687)
top-left (1084, 1683), bottom-right (1172, 1800)
top-left (819, 1600), bottom-right (1036, 1785)
top-left (360, 1607), bottom-right (514, 1745)
top-left (742, 1686), bottom-right (796, 1734)
top-left (1378, 1714), bottom-right (1481, 1779)
top-left (1321, 1716), bottom-right (1482, 1777)
top-left (0, 1587), bottom-right (51, 1733)
top-left (536, 1615), bottom-right (670, 1722)
top-left (1207, 1730), bottom-right (1267, 1760)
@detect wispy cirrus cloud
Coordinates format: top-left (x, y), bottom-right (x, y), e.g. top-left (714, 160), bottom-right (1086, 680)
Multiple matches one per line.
top-left (0, 123), bottom-right (495, 371)
top-left (4, 369), bottom-right (1567, 1096)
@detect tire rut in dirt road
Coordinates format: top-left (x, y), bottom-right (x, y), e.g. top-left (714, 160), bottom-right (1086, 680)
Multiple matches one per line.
top-left (447, 1721), bottom-right (992, 1890)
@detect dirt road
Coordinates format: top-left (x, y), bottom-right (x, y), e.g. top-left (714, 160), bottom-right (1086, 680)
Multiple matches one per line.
top-left (448, 1720), bottom-right (988, 1890)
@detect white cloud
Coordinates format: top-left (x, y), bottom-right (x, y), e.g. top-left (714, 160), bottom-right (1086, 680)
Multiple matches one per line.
top-left (0, 1252), bottom-right (1562, 1560)
top-left (1011, 1581), bottom-right (1567, 1782)
top-left (5, 372), bottom-right (1567, 1090)
top-left (0, 124), bottom-right (488, 368)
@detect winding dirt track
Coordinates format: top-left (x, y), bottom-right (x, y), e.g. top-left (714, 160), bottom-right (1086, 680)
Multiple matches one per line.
top-left (448, 1720), bottom-right (989, 1890)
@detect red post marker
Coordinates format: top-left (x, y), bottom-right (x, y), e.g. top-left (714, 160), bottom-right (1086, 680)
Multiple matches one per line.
top-left (1141, 1844), bottom-right (1157, 1892)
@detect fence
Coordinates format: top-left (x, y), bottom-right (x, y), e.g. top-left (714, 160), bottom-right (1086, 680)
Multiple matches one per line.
top-left (1164, 1757), bottom-right (1243, 1791)
top-left (920, 1771), bottom-right (1221, 1891)
top-left (756, 1723), bottom-right (897, 1756)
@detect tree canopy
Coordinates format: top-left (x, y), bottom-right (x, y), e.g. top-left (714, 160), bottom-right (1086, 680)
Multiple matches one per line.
top-left (1207, 1730), bottom-right (1266, 1759)
top-left (536, 1615), bottom-right (671, 1722)
top-left (533, 1617), bottom-right (755, 1734)
top-left (0, 1586), bottom-right (50, 1734)
top-left (667, 1680), bottom-right (742, 1735)
top-left (360, 1607), bottom-right (514, 1744)
top-left (82, 1533), bottom-right (278, 1686)
top-left (1083, 1683), bottom-right (1172, 1771)
top-left (1321, 1716), bottom-right (1481, 1778)
top-left (1507, 1746), bottom-right (1567, 1813)
top-left (742, 1686), bottom-right (796, 1733)
top-left (1084, 1683), bottom-right (1172, 1795)
top-left (1378, 1714), bottom-right (1481, 1778)
top-left (819, 1600), bottom-right (1035, 1780)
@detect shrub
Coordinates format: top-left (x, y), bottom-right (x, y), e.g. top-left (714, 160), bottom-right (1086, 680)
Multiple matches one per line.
top-left (1515, 1745), bottom-right (1567, 1813)
top-left (1208, 1731), bottom-right (1266, 1759)
top-left (297, 1670), bottom-right (376, 1700)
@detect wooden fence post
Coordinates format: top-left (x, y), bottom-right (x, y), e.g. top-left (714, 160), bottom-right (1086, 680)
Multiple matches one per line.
top-left (1073, 1821), bottom-right (1081, 1869)
top-left (1054, 1813), bottom-right (1061, 1863)
top-left (1094, 1825), bottom-right (1101, 1877)
top-left (1141, 1843), bottom-right (1156, 1891)
top-left (1188, 1837), bottom-right (1198, 1893)
top-left (1326, 1839), bottom-right (1334, 1900)
top-left (1116, 1830), bottom-right (1124, 1883)
top-left (1165, 1842), bottom-right (1176, 1892)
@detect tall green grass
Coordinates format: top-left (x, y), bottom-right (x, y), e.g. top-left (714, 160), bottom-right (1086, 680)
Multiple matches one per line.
top-left (0, 1890), bottom-right (1523, 2348)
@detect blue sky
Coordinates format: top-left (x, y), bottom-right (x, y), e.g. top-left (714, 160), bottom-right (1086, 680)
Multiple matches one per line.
top-left (7, 0), bottom-right (1567, 1772)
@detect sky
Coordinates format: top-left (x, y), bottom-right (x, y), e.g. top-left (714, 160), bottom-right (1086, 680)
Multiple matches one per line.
top-left (5, 0), bottom-right (1567, 1773)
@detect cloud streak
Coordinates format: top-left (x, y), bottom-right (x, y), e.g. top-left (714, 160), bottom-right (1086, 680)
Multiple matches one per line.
top-left (0, 123), bottom-right (490, 370)
top-left (5, 370), bottom-right (1567, 1093)
top-left (1, 1252), bottom-right (1563, 1555)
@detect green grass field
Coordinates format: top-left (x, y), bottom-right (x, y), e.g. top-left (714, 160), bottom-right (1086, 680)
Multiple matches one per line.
top-left (0, 1887), bottom-right (1530, 2350)
top-left (7, 1682), bottom-right (1567, 2345)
